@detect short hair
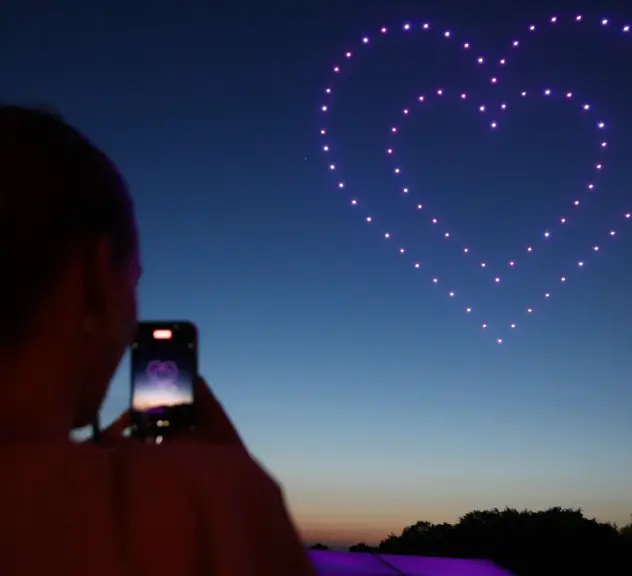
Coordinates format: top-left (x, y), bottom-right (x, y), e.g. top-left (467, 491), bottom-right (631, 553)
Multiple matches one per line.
top-left (0, 105), bottom-right (135, 345)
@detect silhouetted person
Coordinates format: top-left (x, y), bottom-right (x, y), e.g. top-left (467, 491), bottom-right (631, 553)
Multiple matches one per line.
top-left (0, 105), bottom-right (316, 576)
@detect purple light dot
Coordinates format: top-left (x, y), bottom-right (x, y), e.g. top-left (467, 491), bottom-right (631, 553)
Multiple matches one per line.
top-left (551, 16), bottom-right (557, 23)
top-left (366, 216), bottom-right (372, 222)
top-left (444, 31), bottom-right (451, 38)
top-left (482, 323), bottom-right (487, 329)
top-left (576, 15), bottom-right (582, 21)
top-left (513, 40), bottom-right (519, 47)
top-left (381, 27), bottom-right (387, 33)
top-left (422, 23), bottom-right (429, 29)
top-left (345, 52), bottom-right (352, 58)
top-left (477, 57), bottom-right (484, 64)
top-left (464, 42), bottom-right (470, 49)
top-left (362, 37), bottom-right (369, 43)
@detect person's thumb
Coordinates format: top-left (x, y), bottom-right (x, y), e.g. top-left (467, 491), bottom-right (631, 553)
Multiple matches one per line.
top-left (99, 410), bottom-right (132, 442)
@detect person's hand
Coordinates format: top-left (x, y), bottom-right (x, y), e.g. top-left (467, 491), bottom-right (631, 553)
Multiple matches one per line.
top-left (90, 376), bottom-right (245, 448)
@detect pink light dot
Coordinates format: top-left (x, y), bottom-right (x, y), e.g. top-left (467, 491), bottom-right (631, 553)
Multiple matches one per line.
top-left (444, 31), bottom-right (451, 38)
top-left (394, 168), bottom-right (400, 174)
top-left (551, 16), bottom-right (557, 23)
top-left (521, 91), bottom-right (527, 97)
top-left (574, 200), bottom-right (580, 206)
top-left (490, 121), bottom-right (497, 129)
top-left (418, 95), bottom-right (425, 102)
top-left (499, 59), bottom-right (506, 65)
top-left (477, 57), bottom-right (484, 64)
top-left (326, 88), bottom-right (331, 94)
top-left (560, 218), bottom-right (566, 223)
top-left (391, 127), bottom-right (397, 133)
top-left (501, 103), bottom-right (507, 110)
top-left (416, 204), bottom-right (423, 209)
top-left (403, 24), bottom-right (411, 31)
top-left (513, 40), bottom-right (519, 47)
top-left (588, 184), bottom-right (594, 190)
top-left (464, 248), bottom-right (469, 253)
top-left (362, 37), bottom-right (369, 43)
top-left (610, 230), bottom-right (616, 236)
top-left (576, 15), bottom-right (582, 21)
top-left (423, 23), bottom-right (429, 29)
top-left (601, 142), bottom-right (608, 148)
top-left (482, 323), bottom-right (487, 329)
top-left (333, 67), bottom-right (340, 73)
top-left (509, 261), bottom-right (515, 267)
top-left (593, 246), bottom-right (599, 251)
top-left (432, 218), bottom-right (438, 224)
top-left (366, 216), bottom-right (372, 222)
top-left (403, 109), bottom-right (409, 114)
top-left (527, 247), bottom-right (533, 252)
top-left (624, 25), bottom-right (630, 32)
top-left (490, 77), bottom-right (498, 84)
top-left (529, 25), bottom-right (536, 31)
top-left (387, 149), bottom-right (393, 154)
top-left (321, 105), bottom-right (327, 112)
top-left (598, 122), bottom-right (605, 128)
top-left (320, 129), bottom-right (326, 135)
top-left (583, 104), bottom-right (590, 110)
top-left (626, 213), bottom-right (631, 219)
top-left (461, 93), bottom-right (467, 99)
top-left (596, 164), bottom-right (602, 170)
top-left (345, 52), bottom-right (352, 58)
top-left (544, 89), bottom-right (551, 95)
top-left (381, 27), bottom-right (387, 33)
top-left (464, 42), bottom-right (470, 49)
top-left (479, 105), bottom-right (486, 112)
top-left (323, 145), bottom-right (329, 151)
top-left (437, 89), bottom-right (443, 95)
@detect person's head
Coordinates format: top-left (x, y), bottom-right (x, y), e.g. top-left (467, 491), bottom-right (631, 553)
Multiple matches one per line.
top-left (0, 105), bottom-right (141, 437)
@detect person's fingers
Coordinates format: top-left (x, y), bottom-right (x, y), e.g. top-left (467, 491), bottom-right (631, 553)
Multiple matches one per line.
top-left (99, 410), bottom-right (132, 441)
top-left (194, 376), bottom-right (245, 447)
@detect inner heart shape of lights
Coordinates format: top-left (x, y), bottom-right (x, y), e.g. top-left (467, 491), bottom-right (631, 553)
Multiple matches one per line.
top-left (146, 360), bottom-right (180, 382)
top-left (318, 14), bottom-right (632, 344)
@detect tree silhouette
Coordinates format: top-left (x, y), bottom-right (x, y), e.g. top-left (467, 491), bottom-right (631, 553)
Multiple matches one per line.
top-left (345, 507), bottom-right (632, 576)
top-left (309, 543), bottom-right (329, 550)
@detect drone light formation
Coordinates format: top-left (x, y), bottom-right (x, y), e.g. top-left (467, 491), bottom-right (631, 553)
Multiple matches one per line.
top-left (318, 14), bottom-right (632, 343)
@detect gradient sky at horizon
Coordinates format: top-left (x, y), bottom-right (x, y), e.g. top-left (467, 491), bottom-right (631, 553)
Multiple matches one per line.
top-left (2, 0), bottom-right (631, 546)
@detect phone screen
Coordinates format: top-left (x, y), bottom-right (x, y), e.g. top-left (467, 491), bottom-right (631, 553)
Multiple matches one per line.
top-left (131, 321), bottom-right (197, 439)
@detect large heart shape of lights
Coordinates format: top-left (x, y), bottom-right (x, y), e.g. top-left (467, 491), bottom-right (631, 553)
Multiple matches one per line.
top-left (318, 14), bottom-right (632, 344)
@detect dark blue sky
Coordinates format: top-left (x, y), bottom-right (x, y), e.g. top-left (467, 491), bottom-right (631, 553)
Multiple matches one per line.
top-left (2, 0), bottom-right (631, 545)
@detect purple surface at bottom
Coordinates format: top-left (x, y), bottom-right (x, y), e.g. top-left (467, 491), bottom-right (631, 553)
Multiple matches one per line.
top-left (307, 550), bottom-right (516, 576)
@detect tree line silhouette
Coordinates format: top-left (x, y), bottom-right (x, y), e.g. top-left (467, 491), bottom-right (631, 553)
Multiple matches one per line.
top-left (310, 507), bottom-right (632, 576)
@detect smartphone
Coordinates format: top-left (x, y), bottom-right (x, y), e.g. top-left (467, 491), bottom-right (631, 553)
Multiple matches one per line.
top-left (130, 321), bottom-right (198, 440)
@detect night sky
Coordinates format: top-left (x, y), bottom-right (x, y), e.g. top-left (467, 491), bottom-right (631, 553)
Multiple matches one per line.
top-left (2, 0), bottom-right (631, 546)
